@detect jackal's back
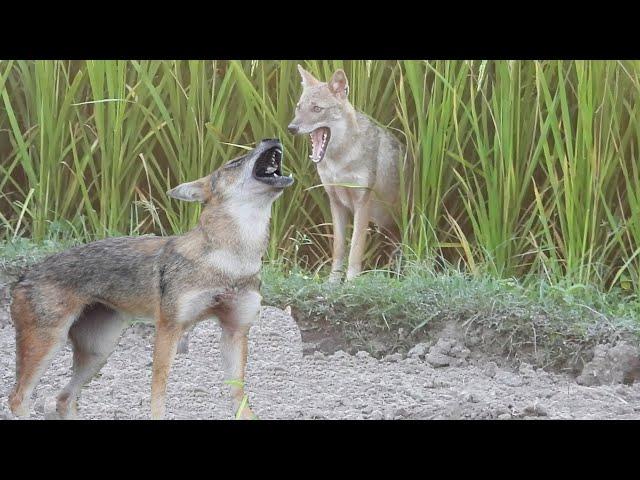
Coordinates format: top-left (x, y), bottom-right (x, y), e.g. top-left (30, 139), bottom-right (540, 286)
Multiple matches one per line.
top-left (17, 235), bottom-right (170, 317)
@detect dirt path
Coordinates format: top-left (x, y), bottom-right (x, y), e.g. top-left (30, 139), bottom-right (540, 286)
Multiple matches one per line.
top-left (1, 294), bottom-right (640, 420)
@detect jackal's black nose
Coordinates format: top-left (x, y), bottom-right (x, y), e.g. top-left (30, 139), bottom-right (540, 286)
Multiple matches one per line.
top-left (287, 124), bottom-right (299, 134)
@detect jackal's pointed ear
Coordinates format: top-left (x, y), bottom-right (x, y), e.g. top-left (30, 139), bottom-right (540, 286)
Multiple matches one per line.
top-left (328, 69), bottom-right (349, 99)
top-left (167, 176), bottom-right (211, 203)
top-left (297, 64), bottom-right (321, 88)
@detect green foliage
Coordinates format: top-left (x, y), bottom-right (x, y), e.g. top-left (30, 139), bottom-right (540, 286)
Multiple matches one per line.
top-left (261, 261), bottom-right (640, 366)
top-left (1, 60), bottom-right (640, 293)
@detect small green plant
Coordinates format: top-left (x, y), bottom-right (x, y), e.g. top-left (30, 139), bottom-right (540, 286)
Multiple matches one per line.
top-left (224, 379), bottom-right (257, 420)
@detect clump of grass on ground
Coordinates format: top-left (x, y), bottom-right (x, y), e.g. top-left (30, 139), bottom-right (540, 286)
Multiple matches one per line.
top-left (262, 261), bottom-right (640, 369)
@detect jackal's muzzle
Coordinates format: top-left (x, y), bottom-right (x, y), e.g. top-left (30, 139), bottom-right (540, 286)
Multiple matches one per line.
top-left (252, 139), bottom-right (294, 189)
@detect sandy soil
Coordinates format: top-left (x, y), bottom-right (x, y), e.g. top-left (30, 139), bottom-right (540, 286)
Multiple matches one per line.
top-left (1, 290), bottom-right (639, 420)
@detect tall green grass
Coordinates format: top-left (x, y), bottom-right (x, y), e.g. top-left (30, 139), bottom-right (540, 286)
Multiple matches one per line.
top-left (1, 60), bottom-right (639, 293)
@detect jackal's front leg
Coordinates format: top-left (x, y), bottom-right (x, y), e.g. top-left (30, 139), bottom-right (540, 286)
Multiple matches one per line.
top-left (150, 320), bottom-right (183, 420)
top-left (346, 199), bottom-right (372, 280)
top-left (220, 323), bottom-right (256, 419)
top-left (327, 193), bottom-right (349, 283)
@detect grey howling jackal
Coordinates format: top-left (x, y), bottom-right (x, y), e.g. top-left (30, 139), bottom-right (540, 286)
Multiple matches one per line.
top-left (8, 139), bottom-right (293, 420)
top-left (288, 65), bottom-right (406, 281)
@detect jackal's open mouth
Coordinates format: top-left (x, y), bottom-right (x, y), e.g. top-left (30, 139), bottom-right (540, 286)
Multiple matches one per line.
top-left (253, 144), bottom-right (294, 188)
top-left (309, 127), bottom-right (331, 163)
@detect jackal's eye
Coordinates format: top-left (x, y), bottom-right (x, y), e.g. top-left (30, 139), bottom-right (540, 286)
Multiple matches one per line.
top-left (312, 105), bottom-right (323, 113)
top-left (224, 156), bottom-right (244, 169)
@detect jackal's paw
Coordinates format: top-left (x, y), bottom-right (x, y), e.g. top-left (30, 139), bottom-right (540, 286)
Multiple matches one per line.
top-left (327, 271), bottom-right (343, 284)
top-left (345, 268), bottom-right (362, 281)
top-left (44, 396), bottom-right (63, 420)
top-left (150, 408), bottom-right (166, 420)
top-left (150, 400), bottom-right (166, 420)
top-left (55, 397), bottom-right (79, 420)
top-left (10, 405), bottom-right (30, 418)
top-left (8, 393), bottom-right (30, 418)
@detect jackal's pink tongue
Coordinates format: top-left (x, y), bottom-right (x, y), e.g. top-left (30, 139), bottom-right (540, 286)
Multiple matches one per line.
top-left (311, 129), bottom-right (324, 159)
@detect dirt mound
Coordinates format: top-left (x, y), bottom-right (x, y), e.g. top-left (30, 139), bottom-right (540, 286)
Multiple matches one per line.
top-left (576, 342), bottom-right (640, 386)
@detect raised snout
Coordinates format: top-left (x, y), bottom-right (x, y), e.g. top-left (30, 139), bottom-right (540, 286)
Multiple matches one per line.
top-left (256, 138), bottom-right (282, 154)
top-left (287, 124), bottom-right (299, 135)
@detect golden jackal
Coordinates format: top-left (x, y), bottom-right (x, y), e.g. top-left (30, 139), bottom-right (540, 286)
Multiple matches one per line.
top-left (8, 139), bottom-right (293, 420)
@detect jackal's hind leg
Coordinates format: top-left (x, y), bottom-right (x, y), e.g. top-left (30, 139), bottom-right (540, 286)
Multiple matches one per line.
top-left (380, 222), bottom-right (403, 273)
top-left (55, 304), bottom-right (127, 419)
top-left (9, 286), bottom-right (79, 418)
top-left (176, 329), bottom-right (191, 355)
top-left (10, 326), bottom-right (69, 417)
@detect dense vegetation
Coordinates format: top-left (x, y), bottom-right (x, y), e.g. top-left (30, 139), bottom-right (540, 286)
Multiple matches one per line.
top-left (1, 60), bottom-right (639, 294)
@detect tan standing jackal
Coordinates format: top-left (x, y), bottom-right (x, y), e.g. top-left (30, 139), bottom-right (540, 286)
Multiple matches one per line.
top-left (288, 65), bottom-right (406, 282)
top-left (8, 139), bottom-right (293, 420)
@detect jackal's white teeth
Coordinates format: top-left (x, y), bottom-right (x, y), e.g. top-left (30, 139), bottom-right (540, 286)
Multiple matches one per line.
top-left (265, 165), bottom-right (277, 174)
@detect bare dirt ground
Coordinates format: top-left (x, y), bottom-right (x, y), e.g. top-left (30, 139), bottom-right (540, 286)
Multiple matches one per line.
top-left (1, 278), bottom-right (639, 420)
